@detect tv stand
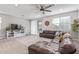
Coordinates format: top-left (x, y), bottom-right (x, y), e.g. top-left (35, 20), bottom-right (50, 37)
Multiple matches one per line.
top-left (6, 31), bottom-right (25, 38)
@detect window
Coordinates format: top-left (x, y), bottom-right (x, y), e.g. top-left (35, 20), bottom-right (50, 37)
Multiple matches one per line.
top-left (31, 20), bottom-right (38, 35)
top-left (38, 21), bottom-right (42, 33)
top-left (52, 18), bottom-right (60, 26)
top-left (0, 17), bottom-right (2, 29)
top-left (52, 16), bottom-right (71, 32)
top-left (60, 16), bottom-right (71, 32)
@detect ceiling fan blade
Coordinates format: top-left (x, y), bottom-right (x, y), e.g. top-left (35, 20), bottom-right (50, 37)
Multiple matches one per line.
top-left (40, 5), bottom-right (44, 9)
top-left (45, 4), bottom-right (54, 9)
top-left (33, 4), bottom-right (41, 10)
top-left (34, 4), bottom-right (43, 9)
top-left (44, 10), bottom-right (52, 12)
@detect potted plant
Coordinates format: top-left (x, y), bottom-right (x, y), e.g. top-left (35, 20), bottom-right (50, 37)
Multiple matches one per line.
top-left (71, 19), bottom-right (79, 39)
top-left (71, 20), bottom-right (78, 32)
top-left (5, 26), bottom-right (11, 31)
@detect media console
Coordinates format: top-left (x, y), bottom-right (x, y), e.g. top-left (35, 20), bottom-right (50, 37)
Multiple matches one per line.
top-left (6, 31), bottom-right (25, 38)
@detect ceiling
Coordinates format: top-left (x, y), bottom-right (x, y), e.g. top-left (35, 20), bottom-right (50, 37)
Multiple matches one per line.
top-left (0, 4), bottom-right (79, 19)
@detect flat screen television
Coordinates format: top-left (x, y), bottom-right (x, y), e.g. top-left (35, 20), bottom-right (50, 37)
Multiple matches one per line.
top-left (11, 24), bottom-right (18, 30)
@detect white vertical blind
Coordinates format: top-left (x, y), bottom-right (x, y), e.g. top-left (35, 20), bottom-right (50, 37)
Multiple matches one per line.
top-left (60, 16), bottom-right (71, 32)
top-left (52, 16), bottom-right (71, 32)
top-left (0, 17), bottom-right (2, 30)
top-left (52, 18), bottom-right (60, 26)
top-left (31, 20), bottom-right (38, 35)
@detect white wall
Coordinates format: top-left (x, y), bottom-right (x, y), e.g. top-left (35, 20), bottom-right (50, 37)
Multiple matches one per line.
top-left (0, 13), bottom-right (30, 39)
top-left (41, 11), bottom-right (78, 31)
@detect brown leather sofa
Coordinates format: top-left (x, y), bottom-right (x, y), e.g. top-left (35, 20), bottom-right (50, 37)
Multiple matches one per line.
top-left (28, 43), bottom-right (76, 54)
top-left (59, 44), bottom-right (76, 54)
top-left (39, 30), bottom-right (57, 39)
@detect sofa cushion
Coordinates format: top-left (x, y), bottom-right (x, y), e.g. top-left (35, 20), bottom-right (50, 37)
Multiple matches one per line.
top-left (43, 30), bottom-right (56, 34)
top-left (48, 31), bottom-right (56, 34)
top-left (43, 30), bottom-right (49, 34)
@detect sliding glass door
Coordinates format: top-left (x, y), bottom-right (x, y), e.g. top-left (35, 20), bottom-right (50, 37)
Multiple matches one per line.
top-left (31, 20), bottom-right (38, 35)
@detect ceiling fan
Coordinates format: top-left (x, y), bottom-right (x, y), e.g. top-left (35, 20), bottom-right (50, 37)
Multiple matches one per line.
top-left (35, 4), bottom-right (55, 14)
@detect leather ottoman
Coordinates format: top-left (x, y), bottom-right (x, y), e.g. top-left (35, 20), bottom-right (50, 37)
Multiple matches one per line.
top-left (28, 41), bottom-right (59, 54)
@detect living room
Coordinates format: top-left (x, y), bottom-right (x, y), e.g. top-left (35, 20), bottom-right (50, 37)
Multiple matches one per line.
top-left (0, 4), bottom-right (79, 54)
